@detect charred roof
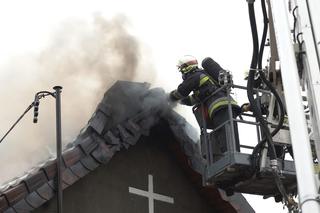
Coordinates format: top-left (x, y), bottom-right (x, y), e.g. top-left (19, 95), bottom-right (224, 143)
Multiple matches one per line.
top-left (0, 81), bottom-right (254, 213)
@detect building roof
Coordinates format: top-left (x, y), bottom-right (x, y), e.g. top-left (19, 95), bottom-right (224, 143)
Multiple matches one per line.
top-left (0, 81), bottom-right (254, 213)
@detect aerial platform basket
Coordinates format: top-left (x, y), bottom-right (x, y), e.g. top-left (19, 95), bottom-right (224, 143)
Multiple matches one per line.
top-left (204, 151), bottom-right (296, 196)
top-left (193, 84), bottom-right (297, 197)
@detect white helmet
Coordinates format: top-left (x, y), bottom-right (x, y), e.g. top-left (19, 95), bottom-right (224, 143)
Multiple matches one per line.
top-left (176, 55), bottom-right (198, 73)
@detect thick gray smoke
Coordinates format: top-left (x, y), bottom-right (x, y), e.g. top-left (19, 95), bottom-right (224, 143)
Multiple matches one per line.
top-left (0, 14), bottom-right (154, 186)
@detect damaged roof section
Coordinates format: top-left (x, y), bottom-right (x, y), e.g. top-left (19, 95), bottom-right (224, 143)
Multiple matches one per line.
top-left (0, 81), bottom-right (254, 213)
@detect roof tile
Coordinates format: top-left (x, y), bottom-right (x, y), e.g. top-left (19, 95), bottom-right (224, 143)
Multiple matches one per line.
top-left (4, 183), bottom-right (28, 206)
top-left (117, 124), bottom-right (132, 141)
top-left (131, 111), bottom-right (148, 123)
top-left (91, 143), bottom-right (115, 164)
top-left (104, 131), bottom-right (120, 146)
top-left (80, 155), bottom-right (100, 171)
top-left (61, 169), bottom-right (79, 186)
top-left (47, 180), bottom-right (68, 191)
top-left (23, 171), bottom-right (48, 192)
top-left (41, 161), bottom-right (57, 180)
top-left (69, 162), bottom-right (90, 178)
top-left (124, 119), bottom-right (141, 134)
top-left (12, 199), bottom-right (34, 212)
top-left (25, 192), bottom-right (46, 209)
top-left (36, 183), bottom-right (54, 201)
top-left (97, 102), bottom-right (112, 117)
top-left (89, 111), bottom-right (108, 134)
top-left (3, 207), bottom-right (16, 213)
top-left (122, 142), bottom-right (130, 149)
top-left (117, 124), bottom-right (140, 146)
top-left (62, 146), bottom-right (85, 167)
top-left (0, 195), bottom-right (9, 212)
top-left (126, 135), bottom-right (140, 146)
top-left (78, 135), bottom-right (98, 155)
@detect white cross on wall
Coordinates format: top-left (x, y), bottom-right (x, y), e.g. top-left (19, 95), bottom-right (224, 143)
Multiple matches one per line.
top-left (128, 174), bottom-right (174, 213)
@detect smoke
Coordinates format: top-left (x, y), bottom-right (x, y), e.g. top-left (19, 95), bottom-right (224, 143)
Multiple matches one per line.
top-left (0, 14), bottom-right (154, 186)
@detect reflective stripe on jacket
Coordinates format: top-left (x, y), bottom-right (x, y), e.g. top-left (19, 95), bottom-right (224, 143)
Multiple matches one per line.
top-left (208, 97), bottom-right (238, 118)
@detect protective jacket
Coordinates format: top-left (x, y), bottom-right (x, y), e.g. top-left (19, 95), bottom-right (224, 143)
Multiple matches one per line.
top-left (170, 68), bottom-right (239, 119)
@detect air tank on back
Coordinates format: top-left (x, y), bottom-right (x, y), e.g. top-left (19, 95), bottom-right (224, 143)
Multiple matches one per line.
top-left (201, 57), bottom-right (224, 83)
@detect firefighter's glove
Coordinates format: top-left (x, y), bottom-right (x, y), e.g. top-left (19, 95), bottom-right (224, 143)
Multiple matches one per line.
top-left (168, 91), bottom-right (178, 101)
top-left (167, 91), bottom-right (179, 107)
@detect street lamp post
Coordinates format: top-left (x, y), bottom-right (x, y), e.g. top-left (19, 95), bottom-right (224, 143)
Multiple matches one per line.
top-left (0, 86), bottom-right (64, 213)
top-left (53, 86), bottom-right (63, 213)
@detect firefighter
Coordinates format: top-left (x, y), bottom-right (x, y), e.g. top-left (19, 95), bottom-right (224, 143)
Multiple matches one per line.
top-left (169, 55), bottom-right (241, 153)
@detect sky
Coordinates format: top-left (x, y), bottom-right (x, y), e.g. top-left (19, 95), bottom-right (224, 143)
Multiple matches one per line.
top-left (0, 0), bottom-right (289, 212)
